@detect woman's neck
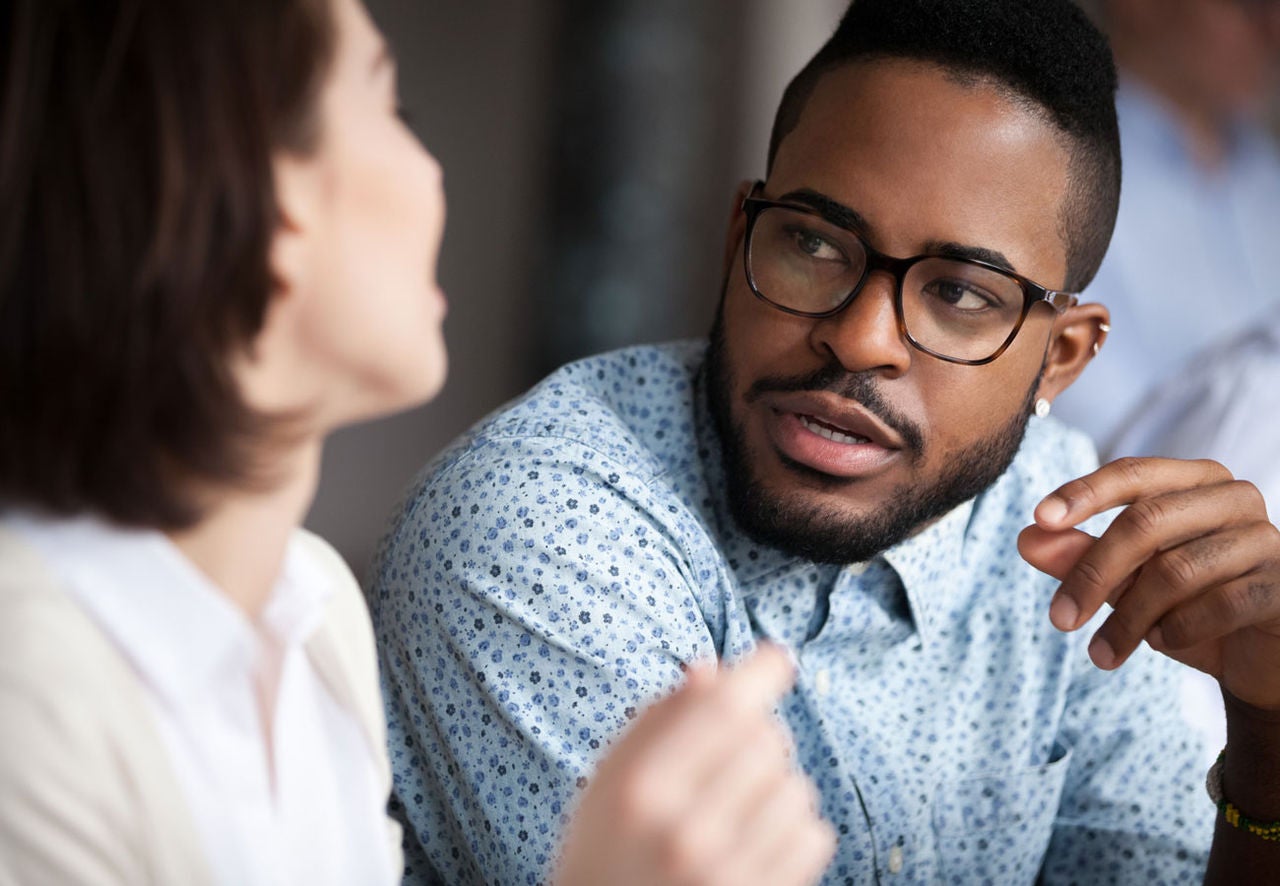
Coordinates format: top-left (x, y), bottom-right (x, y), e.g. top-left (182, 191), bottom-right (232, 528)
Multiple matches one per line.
top-left (167, 437), bottom-right (324, 620)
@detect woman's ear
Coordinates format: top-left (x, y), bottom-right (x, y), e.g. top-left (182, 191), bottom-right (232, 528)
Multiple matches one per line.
top-left (721, 179), bottom-right (756, 280)
top-left (1036, 302), bottom-right (1111, 404)
top-left (268, 153), bottom-right (324, 302)
top-left (232, 154), bottom-right (328, 415)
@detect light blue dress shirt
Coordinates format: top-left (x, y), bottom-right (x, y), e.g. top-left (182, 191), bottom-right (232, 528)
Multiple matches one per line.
top-left (369, 341), bottom-right (1211, 885)
top-left (1055, 78), bottom-right (1280, 449)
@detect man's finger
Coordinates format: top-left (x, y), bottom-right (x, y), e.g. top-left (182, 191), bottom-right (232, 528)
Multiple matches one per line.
top-left (1017, 524), bottom-right (1095, 581)
top-left (609, 644), bottom-right (795, 788)
top-left (1155, 569), bottom-right (1280, 655)
top-left (1048, 481), bottom-right (1257, 630)
top-left (1033, 457), bottom-right (1233, 531)
top-left (1087, 525), bottom-right (1265, 669)
top-left (717, 642), bottom-right (797, 717)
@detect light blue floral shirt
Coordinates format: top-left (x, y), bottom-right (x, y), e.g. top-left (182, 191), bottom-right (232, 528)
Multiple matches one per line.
top-left (369, 341), bottom-right (1211, 886)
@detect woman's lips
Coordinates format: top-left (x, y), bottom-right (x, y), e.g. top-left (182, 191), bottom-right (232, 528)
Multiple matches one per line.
top-left (765, 409), bottom-right (901, 479)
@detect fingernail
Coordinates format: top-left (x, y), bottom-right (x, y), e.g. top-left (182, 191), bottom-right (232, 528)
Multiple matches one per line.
top-left (1037, 495), bottom-right (1069, 525)
top-left (1049, 593), bottom-right (1079, 631)
top-left (1089, 633), bottom-right (1116, 669)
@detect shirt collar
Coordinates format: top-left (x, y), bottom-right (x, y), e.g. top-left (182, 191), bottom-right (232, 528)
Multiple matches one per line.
top-left (4, 511), bottom-right (334, 706)
top-left (878, 498), bottom-right (973, 648)
top-left (692, 365), bottom-right (973, 647)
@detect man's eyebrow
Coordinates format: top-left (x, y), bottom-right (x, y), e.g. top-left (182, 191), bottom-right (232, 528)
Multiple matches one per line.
top-left (778, 187), bottom-right (1019, 273)
top-left (778, 189), bottom-right (869, 233)
top-left (924, 241), bottom-right (1016, 273)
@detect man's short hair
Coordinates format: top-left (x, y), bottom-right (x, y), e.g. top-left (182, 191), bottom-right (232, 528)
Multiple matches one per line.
top-left (0, 0), bottom-right (333, 528)
top-left (767, 0), bottom-right (1120, 293)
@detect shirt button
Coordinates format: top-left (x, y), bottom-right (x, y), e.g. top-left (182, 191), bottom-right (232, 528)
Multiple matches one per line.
top-left (813, 668), bottom-right (832, 697)
top-left (887, 845), bottom-right (904, 874)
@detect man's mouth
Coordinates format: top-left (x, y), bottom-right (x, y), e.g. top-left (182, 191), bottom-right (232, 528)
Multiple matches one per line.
top-left (764, 405), bottom-right (902, 480)
top-left (797, 413), bottom-right (871, 446)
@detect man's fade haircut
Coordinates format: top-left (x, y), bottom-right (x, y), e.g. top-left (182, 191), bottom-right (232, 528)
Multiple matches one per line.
top-left (767, 0), bottom-right (1120, 294)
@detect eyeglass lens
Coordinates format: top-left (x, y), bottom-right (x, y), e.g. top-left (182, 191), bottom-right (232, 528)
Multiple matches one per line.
top-left (747, 206), bottom-right (1027, 362)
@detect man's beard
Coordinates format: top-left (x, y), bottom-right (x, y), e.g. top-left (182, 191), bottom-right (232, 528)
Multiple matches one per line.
top-left (704, 304), bottom-right (1039, 564)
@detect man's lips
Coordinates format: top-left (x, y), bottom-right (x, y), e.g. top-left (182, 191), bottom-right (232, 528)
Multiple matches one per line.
top-left (759, 392), bottom-right (905, 479)
top-left (765, 392), bottom-right (904, 449)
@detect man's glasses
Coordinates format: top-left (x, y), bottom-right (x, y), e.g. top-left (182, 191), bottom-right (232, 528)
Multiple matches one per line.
top-left (741, 182), bottom-right (1078, 365)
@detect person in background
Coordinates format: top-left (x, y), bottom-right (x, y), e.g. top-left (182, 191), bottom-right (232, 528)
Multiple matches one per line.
top-left (1055, 0), bottom-right (1280, 448)
top-left (370, 0), bottom-right (1280, 882)
top-left (1106, 299), bottom-right (1280, 766)
top-left (1056, 0), bottom-right (1280, 771)
top-left (0, 1), bottom-right (834, 884)
top-left (1111, 304), bottom-right (1280, 514)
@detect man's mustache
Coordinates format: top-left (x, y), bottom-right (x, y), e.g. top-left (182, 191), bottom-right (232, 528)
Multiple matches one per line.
top-left (743, 362), bottom-right (924, 455)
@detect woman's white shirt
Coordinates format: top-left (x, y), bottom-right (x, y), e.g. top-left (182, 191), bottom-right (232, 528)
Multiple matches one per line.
top-left (5, 512), bottom-right (397, 886)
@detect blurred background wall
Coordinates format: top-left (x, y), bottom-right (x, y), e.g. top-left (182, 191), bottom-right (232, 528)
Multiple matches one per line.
top-left (306, 0), bottom-right (848, 574)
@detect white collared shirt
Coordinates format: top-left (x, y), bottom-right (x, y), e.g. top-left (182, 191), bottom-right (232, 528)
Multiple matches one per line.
top-left (6, 512), bottom-right (396, 886)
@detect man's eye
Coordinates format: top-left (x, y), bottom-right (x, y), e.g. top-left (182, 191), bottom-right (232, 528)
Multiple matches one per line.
top-left (926, 279), bottom-right (1000, 311)
top-left (790, 229), bottom-right (844, 261)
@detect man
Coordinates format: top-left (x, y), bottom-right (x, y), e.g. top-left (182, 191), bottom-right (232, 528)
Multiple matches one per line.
top-left (369, 1), bottom-right (1280, 882)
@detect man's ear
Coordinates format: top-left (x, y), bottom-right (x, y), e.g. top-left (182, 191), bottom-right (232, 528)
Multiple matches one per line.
top-left (721, 179), bottom-right (756, 280)
top-left (1036, 303), bottom-right (1111, 403)
top-left (268, 153), bottom-right (323, 303)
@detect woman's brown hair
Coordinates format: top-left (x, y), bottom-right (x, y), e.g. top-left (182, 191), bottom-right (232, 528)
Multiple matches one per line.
top-left (0, 0), bottom-right (334, 528)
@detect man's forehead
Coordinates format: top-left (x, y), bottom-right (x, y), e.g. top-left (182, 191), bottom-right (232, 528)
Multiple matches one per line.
top-left (769, 58), bottom-right (1072, 286)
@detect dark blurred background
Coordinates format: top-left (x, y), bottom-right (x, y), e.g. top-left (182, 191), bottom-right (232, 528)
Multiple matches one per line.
top-left (306, 0), bottom-right (849, 573)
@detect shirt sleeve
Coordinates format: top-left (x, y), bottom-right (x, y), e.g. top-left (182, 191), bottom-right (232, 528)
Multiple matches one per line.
top-left (1040, 624), bottom-right (1213, 883)
top-left (367, 434), bottom-right (721, 886)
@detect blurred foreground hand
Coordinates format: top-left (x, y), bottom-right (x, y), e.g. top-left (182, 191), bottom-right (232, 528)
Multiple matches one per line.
top-left (555, 644), bottom-right (836, 886)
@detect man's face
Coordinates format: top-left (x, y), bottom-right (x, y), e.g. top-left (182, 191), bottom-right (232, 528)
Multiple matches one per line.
top-left (709, 59), bottom-right (1072, 563)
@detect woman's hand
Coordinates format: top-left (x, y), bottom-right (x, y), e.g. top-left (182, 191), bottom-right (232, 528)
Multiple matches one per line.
top-left (555, 644), bottom-right (836, 886)
top-left (1018, 456), bottom-right (1280, 709)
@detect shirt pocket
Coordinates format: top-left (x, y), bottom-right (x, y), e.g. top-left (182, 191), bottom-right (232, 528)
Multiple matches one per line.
top-left (931, 741), bottom-right (1073, 885)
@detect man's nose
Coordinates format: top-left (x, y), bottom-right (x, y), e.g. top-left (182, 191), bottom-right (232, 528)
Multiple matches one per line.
top-left (807, 270), bottom-right (913, 377)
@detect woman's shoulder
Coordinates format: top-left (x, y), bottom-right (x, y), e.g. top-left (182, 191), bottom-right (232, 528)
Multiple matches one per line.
top-left (0, 526), bottom-right (209, 885)
top-left (0, 525), bottom-right (167, 770)
top-left (291, 528), bottom-right (370, 643)
top-left (0, 525), bottom-right (127, 695)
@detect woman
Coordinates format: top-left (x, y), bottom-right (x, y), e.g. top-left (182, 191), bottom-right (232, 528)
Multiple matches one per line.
top-left (0, 0), bottom-right (835, 883)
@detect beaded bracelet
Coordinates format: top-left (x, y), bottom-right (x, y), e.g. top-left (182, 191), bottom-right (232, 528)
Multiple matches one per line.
top-left (1206, 750), bottom-right (1280, 843)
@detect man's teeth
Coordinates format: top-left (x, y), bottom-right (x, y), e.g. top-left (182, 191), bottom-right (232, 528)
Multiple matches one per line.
top-left (799, 414), bottom-right (869, 445)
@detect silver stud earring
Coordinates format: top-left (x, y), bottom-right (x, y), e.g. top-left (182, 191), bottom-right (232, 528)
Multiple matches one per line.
top-left (1034, 398), bottom-right (1051, 418)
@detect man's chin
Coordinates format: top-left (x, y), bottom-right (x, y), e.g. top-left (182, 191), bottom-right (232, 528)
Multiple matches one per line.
top-left (720, 420), bottom-right (1030, 564)
top-left (725, 473), bottom-right (929, 564)
top-left (702, 309), bottom-right (1036, 565)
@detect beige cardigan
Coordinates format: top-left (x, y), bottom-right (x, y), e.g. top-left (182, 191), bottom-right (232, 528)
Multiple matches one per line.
top-left (0, 526), bottom-right (402, 885)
